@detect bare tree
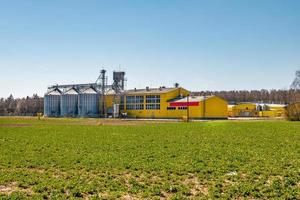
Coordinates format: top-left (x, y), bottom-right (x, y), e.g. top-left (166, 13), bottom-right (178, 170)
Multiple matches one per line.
top-left (0, 94), bottom-right (44, 116)
top-left (291, 70), bottom-right (300, 90)
top-left (286, 102), bottom-right (300, 121)
top-left (0, 98), bottom-right (6, 115)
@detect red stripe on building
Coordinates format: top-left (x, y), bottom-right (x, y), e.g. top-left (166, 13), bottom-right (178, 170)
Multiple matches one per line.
top-left (169, 102), bottom-right (199, 107)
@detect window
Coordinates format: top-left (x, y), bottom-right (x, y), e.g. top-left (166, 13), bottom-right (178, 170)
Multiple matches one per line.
top-left (126, 104), bottom-right (144, 110)
top-left (120, 96), bottom-right (125, 110)
top-left (167, 107), bottom-right (176, 110)
top-left (135, 96), bottom-right (144, 103)
top-left (125, 95), bottom-right (145, 110)
top-left (145, 95), bottom-right (160, 110)
top-left (126, 95), bottom-right (144, 104)
top-left (126, 96), bottom-right (135, 104)
top-left (146, 95), bottom-right (160, 103)
top-left (178, 107), bottom-right (187, 110)
top-left (146, 104), bottom-right (160, 110)
top-left (126, 104), bottom-right (135, 110)
top-left (135, 104), bottom-right (144, 110)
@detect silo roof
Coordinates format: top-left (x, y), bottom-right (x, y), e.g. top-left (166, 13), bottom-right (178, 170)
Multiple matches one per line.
top-left (64, 88), bottom-right (79, 95)
top-left (46, 88), bottom-right (62, 95)
top-left (106, 89), bottom-right (116, 95)
top-left (82, 87), bottom-right (98, 94)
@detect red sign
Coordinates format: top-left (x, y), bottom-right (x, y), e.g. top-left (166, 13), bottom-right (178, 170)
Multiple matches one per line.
top-left (169, 102), bottom-right (199, 107)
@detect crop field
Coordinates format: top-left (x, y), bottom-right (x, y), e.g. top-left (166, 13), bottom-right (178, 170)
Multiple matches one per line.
top-left (0, 117), bottom-right (299, 199)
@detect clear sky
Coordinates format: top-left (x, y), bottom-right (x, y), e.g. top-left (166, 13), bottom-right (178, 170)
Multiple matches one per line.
top-left (0, 0), bottom-right (299, 98)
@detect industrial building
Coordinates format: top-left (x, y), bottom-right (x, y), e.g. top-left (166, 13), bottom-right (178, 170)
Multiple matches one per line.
top-left (44, 69), bottom-right (228, 119)
top-left (228, 103), bottom-right (258, 117)
top-left (228, 103), bottom-right (286, 118)
top-left (44, 69), bottom-right (288, 119)
top-left (44, 69), bottom-right (121, 118)
top-left (168, 95), bottom-right (228, 119)
top-left (257, 104), bottom-right (286, 118)
top-left (119, 87), bottom-right (228, 119)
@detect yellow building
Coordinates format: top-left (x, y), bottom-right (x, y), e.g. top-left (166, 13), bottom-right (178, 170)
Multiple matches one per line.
top-left (102, 89), bottom-right (119, 115)
top-left (258, 104), bottom-right (286, 118)
top-left (167, 95), bottom-right (228, 119)
top-left (228, 105), bottom-right (235, 117)
top-left (119, 87), bottom-right (228, 119)
top-left (228, 103), bottom-right (258, 117)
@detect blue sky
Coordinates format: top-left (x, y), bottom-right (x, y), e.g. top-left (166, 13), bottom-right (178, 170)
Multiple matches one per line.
top-left (0, 0), bottom-right (299, 98)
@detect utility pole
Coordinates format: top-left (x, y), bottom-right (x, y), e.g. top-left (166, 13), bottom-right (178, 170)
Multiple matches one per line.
top-left (203, 96), bottom-right (206, 119)
top-left (100, 69), bottom-right (106, 118)
top-left (187, 94), bottom-right (190, 122)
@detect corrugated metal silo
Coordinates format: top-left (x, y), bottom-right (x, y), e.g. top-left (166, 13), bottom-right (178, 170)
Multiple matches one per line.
top-left (60, 88), bottom-right (79, 117)
top-left (44, 88), bottom-right (62, 117)
top-left (78, 87), bottom-right (99, 117)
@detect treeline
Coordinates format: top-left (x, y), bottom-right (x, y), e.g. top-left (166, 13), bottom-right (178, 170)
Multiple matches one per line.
top-left (193, 89), bottom-right (300, 104)
top-left (0, 94), bottom-right (44, 116)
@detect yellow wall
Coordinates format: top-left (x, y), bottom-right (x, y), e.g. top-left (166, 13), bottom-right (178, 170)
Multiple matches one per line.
top-left (200, 96), bottom-right (228, 118)
top-left (259, 109), bottom-right (286, 118)
top-left (182, 96), bottom-right (227, 119)
top-left (105, 95), bottom-right (115, 108)
top-left (268, 106), bottom-right (286, 117)
top-left (99, 94), bottom-right (117, 114)
top-left (227, 105), bottom-right (234, 117)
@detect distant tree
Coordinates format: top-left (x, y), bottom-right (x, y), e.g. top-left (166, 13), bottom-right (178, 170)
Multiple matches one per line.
top-left (6, 94), bottom-right (16, 115)
top-left (15, 99), bottom-right (27, 116)
top-left (0, 94), bottom-right (44, 116)
top-left (286, 102), bottom-right (300, 121)
top-left (0, 98), bottom-right (6, 115)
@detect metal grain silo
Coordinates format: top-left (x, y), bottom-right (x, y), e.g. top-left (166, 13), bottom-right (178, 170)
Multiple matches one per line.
top-left (44, 88), bottom-right (62, 117)
top-left (60, 88), bottom-right (79, 117)
top-left (78, 87), bottom-right (99, 117)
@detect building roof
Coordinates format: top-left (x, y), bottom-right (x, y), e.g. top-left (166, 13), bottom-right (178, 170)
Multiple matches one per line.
top-left (262, 103), bottom-right (287, 108)
top-left (124, 87), bottom-right (184, 95)
top-left (234, 102), bottom-right (257, 106)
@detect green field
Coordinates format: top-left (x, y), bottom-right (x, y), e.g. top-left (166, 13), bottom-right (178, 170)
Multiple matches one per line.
top-left (0, 118), bottom-right (299, 199)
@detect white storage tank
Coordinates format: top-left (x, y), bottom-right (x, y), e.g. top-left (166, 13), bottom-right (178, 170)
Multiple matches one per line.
top-left (44, 88), bottom-right (62, 117)
top-left (60, 88), bottom-right (79, 117)
top-left (78, 87), bottom-right (99, 117)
